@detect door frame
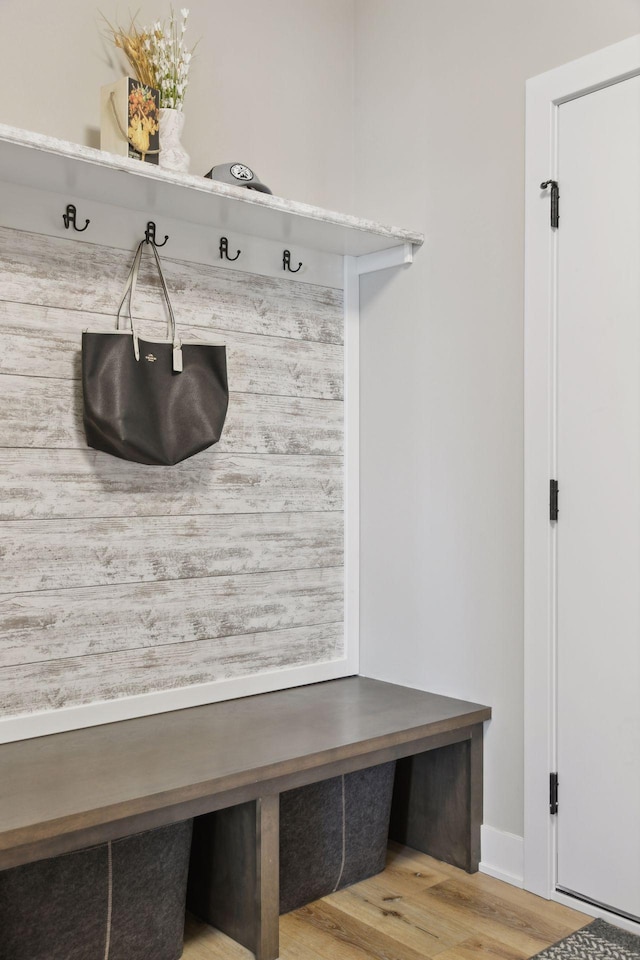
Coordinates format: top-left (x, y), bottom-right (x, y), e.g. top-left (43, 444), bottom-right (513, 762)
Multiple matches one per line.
top-left (524, 33), bottom-right (640, 917)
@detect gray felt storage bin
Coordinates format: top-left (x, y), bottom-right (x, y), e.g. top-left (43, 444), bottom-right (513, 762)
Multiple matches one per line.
top-left (279, 760), bottom-right (396, 914)
top-left (0, 820), bottom-right (193, 960)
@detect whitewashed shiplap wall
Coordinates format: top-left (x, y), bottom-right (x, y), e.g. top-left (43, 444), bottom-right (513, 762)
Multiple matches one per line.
top-left (0, 225), bottom-right (344, 718)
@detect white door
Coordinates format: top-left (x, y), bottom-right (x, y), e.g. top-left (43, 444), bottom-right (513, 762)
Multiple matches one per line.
top-left (556, 75), bottom-right (640, 920)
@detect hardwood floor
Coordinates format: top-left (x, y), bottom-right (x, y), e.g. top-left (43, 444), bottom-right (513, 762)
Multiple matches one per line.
top-left (183, 841), bottom-right (591, 960)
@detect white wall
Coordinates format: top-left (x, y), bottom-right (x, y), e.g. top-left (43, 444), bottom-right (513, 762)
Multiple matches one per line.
top-left (0, 0), bottom-right (355, 211)
top-left (354, 0), bottom-right (640, 842)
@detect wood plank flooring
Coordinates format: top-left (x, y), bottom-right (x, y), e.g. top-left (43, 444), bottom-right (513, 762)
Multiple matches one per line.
top-left (183, 842), bottom-right (590, 960)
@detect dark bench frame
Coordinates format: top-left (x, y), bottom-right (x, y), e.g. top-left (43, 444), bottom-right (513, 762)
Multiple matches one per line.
top-left (0, 677), bottom-right (491, 960)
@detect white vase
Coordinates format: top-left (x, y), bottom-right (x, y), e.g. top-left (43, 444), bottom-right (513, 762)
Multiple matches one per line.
top-left (159, 108), bottom-right (189, 173)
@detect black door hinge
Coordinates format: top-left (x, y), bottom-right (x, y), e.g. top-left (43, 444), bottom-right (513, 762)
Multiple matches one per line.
top-left (550, 479), bottom-right (559, 522)
top-left (541, 180), bottom-right (559, 228)
top-left (550, 772), bottom-right (559, 815)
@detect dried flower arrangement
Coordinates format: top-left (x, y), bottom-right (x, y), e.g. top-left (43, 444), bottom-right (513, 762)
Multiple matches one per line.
top-left (105, 8), bottom-right (195, 111)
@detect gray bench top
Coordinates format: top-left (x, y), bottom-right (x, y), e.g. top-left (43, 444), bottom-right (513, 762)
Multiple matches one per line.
top-left (0, 676), bottom-right (490, 870)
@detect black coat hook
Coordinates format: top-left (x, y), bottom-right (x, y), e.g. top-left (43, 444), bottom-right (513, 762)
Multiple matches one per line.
top-left (220, 237), bottom-right (241, 261)
top-left (283, 250), bottom-right (302, 273)
top-left (62, 204), bottom-right (90, 232)
top-left (145, 221), bottom-right (169, 247)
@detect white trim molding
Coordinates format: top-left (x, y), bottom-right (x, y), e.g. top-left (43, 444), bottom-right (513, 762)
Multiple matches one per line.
top-left (0, 658), bottom-right (355, 745)
top-left (356, 242), bottom-right (414, 275)
top-left (524, 33), bottom-right (640, 899)
top-left (343, 256), bottom-right (361, 677)
top-left (479, 825), bottom-right (524, 889)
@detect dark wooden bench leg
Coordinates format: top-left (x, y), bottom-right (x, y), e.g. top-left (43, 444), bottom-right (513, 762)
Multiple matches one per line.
top-left (188, 794), bottom-right (280, 960)
top-left (388, 723), bottom-right (484, 872)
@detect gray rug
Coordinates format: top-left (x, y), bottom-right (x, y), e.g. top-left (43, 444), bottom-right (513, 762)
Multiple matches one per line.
top-left (532, 920), bottom-right (640, 960)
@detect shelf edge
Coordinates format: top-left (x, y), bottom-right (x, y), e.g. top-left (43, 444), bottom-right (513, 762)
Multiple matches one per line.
top-left (0, 124), bottom-right (425, 249)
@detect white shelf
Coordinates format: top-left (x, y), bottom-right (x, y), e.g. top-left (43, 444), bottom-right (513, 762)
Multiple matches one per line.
top-left (0, 125), bottom-right (424, 259)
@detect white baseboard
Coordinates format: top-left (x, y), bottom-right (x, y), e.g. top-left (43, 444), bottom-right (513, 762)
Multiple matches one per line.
top-left (479, 825), bottom-right (524, 888)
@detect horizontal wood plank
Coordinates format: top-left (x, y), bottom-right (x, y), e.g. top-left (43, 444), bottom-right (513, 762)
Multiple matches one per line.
top-left (0, 623), bottom-right (344, 715)
top-left (0, 300), bottom-right (344, 400)
top-left (0, 375), bottom-right (343, 456)
top-left (0, 450), bottom-right (343, 520)
top-left (307, 892), bottom-right (463, 958)
top-left (0, 227), bottom-right (344, 344)
top-left (0, 566), bottom-right (344, 667)
top-left (0, 513), bottom-right (343, 594)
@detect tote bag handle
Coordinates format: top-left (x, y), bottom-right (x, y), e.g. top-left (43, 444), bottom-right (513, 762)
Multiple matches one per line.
top-left (116, 240), bottom-right (181, 367)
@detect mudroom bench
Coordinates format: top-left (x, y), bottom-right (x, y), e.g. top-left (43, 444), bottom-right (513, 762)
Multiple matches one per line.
top-left (0, 677), bottom-right (491, 960)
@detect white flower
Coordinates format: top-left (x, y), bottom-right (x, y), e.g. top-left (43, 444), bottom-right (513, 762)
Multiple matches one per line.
top-left (142, 9), bottom-right (193, 109)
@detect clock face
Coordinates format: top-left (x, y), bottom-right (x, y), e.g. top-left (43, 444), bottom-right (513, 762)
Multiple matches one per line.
top-left (230, 163), bottom-right (254, 182)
